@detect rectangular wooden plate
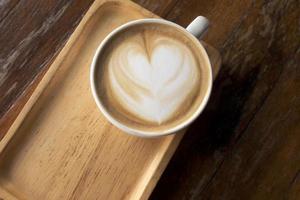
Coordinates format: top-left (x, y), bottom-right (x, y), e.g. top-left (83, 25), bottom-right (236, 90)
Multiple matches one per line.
top-left (0, 0), bottom-right (221, 199)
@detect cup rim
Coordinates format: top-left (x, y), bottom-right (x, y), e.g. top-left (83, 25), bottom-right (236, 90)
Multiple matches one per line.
top-left (90, 18), bottom-right (213, 138)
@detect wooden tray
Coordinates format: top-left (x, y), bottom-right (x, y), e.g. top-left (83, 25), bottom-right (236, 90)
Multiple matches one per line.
top-left (0, 0), bottom-right (221, 199)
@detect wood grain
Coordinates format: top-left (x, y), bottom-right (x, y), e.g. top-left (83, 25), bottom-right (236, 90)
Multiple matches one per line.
top-left (201, 49), bottom-right (300, 199)
top-left (0, 0), bottom-right (94, 139)
top-left (0, 0), bottom-right (299, 199)
top-left (0, 1), bottom-right (221, 199)
top-left (135, 0), bottom-right (253, 49)
top-left (147, 0), bottom-right (300, 199)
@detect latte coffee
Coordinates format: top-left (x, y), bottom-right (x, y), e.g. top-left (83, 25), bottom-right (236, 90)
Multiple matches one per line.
top-left (94, 22), bottom-right (211, 133)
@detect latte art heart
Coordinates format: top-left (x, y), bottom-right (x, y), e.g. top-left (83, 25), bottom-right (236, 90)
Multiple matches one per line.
top-left (108, 36), bottom-right (200, 124)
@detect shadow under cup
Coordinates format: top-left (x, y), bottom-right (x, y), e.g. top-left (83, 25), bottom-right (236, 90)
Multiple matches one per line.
top-left (91, 19), bottom-right (212, 137)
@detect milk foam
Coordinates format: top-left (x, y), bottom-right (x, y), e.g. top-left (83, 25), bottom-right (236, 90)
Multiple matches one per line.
top-left (108, 35), bottom-right (200, 124)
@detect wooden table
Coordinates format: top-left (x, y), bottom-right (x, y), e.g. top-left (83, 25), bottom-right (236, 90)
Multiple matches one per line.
top-left (0, 0), bottom-right (299, 199)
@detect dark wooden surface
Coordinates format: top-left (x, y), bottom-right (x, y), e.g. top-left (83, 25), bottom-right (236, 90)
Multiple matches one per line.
top-left (0, 0), bottom-right (299, 199)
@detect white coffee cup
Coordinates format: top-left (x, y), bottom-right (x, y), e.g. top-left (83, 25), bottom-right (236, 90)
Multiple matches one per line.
top-left (90, 17), bottom-right (212, 137)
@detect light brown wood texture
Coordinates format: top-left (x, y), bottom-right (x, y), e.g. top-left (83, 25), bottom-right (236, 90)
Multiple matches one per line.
top-left (0, 0), bottom-right (95, 139)
top-left (0, 0), bottom-right (221, 199)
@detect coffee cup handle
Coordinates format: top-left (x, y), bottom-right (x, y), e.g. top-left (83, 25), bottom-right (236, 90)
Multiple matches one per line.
top-left (186, 16), bottom-right (209, 39)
